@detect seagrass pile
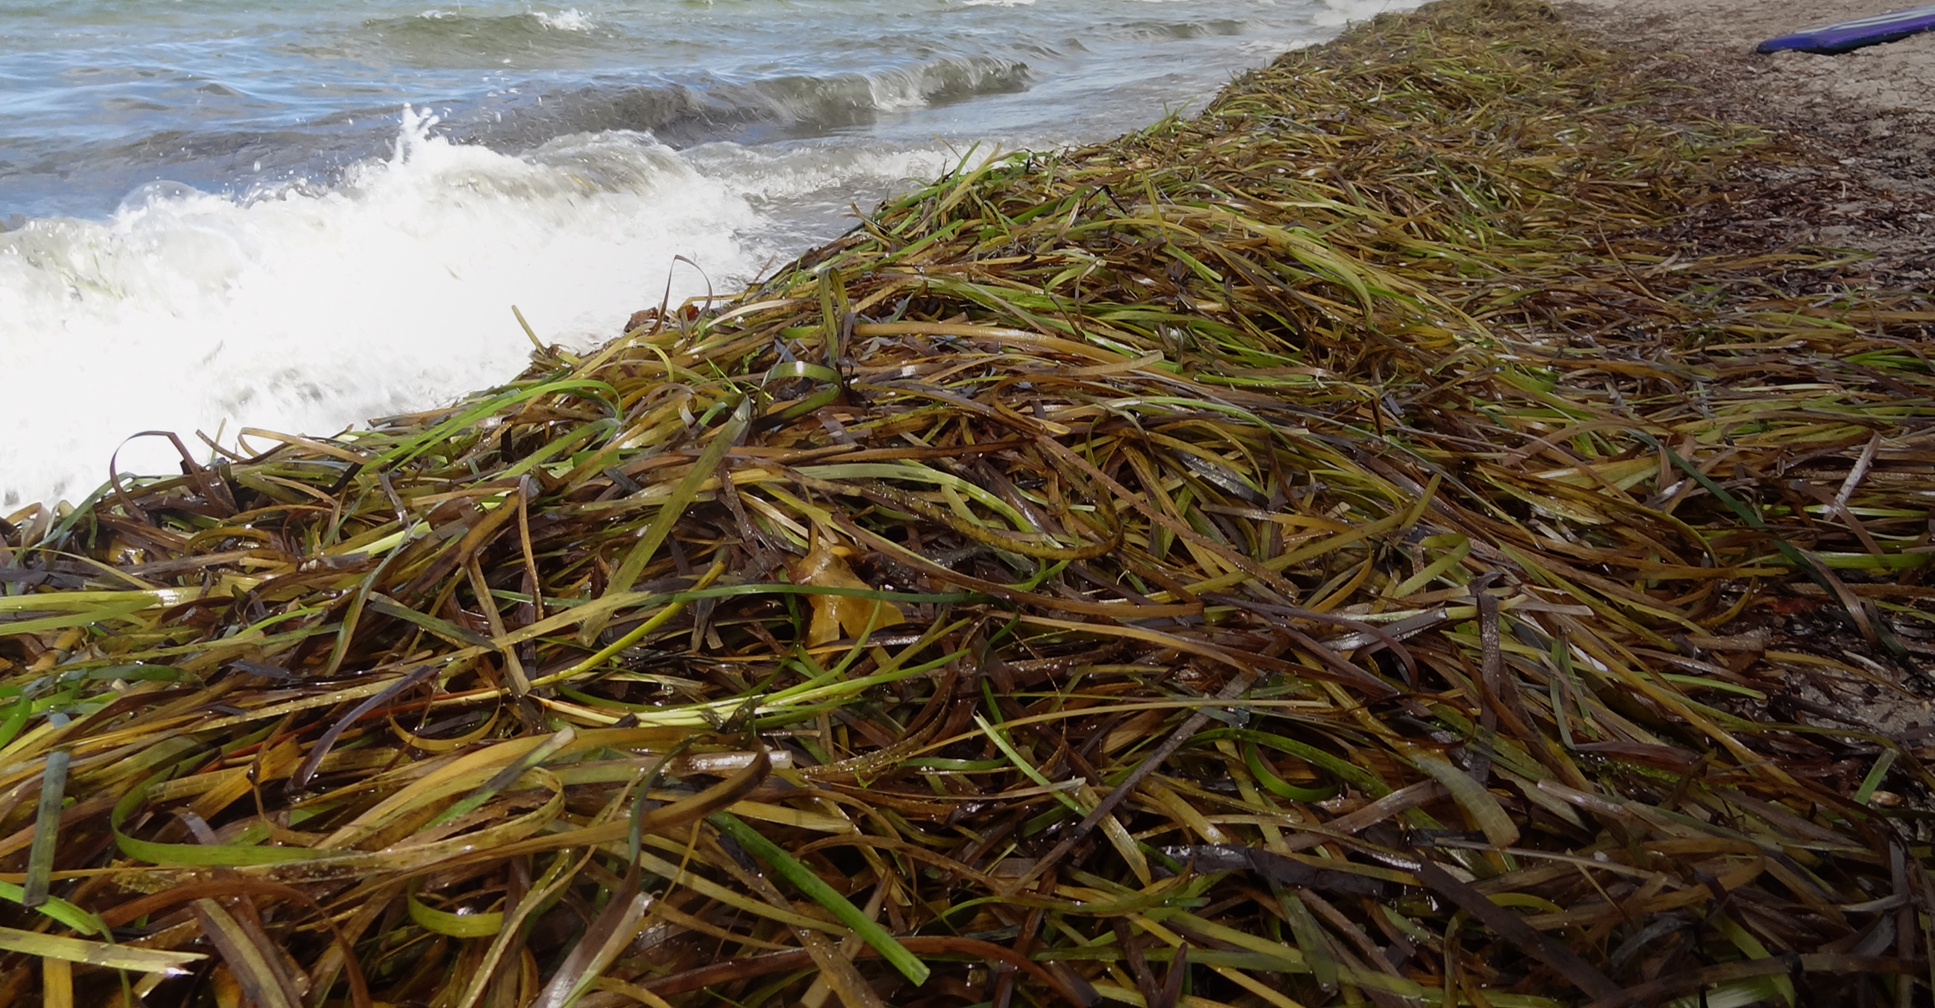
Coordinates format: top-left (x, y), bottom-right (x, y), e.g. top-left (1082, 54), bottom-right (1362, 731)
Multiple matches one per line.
top-left (4, 1), bottom-right (1935, 1006)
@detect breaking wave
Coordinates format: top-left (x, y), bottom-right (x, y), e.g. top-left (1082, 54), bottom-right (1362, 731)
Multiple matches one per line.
top-left (0, 110), bottom-right (950, 508)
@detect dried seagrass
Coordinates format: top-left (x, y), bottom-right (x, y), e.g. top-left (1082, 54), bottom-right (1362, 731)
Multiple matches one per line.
top-left (3, 2), bottom-right (1934, 1006)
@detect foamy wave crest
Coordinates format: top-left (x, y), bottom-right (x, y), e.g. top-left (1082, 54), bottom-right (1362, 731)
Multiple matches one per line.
top-left (1315, 0), bottom-right (1417, 26)
top-left (0, 110), bottom-right (942, 509)
top-left (860, 56), bottom-right (1030, 111)
top-left (466, 55), bottom-right (1034, 150)
top-left (533, 9), bottom-right (595, 31)
top-left (729, 55), bottom-right (1033, 125)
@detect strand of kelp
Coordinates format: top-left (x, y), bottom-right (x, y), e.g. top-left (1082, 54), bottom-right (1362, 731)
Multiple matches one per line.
top-left (2, 1), bottom-right (1934, 1006)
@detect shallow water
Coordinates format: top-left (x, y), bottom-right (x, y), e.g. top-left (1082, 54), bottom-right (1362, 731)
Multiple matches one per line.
top-left (0, 0), bottom-right (1418, 509)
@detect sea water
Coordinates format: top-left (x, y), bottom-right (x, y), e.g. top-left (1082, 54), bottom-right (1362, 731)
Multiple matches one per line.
top-left (0, 0), bottom-right (1416, 509)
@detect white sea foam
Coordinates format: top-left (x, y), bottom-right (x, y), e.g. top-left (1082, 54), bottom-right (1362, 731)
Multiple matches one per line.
top-left (1316, 0), bottom-right (1412, 25)
top-left (533, 9), bottom-right (594, 31)
top-left (0, 111), bottom-right (942, 510)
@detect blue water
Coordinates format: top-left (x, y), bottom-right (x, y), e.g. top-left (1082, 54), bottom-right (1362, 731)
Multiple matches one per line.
top-left (0, 0), bottom-right (1415, 508)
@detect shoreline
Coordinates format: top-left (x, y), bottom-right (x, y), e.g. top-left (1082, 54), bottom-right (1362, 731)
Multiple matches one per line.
top-left (4, 0), bottom-right (1392, 516)
top-left (2, 2), bottom-right (1934, 1005)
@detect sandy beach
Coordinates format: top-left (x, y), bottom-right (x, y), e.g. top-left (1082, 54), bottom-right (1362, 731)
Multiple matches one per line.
top-left (1562, 0), bottom-right (1935, 282)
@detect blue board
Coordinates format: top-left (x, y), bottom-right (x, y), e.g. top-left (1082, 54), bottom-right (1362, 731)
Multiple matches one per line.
top-left (1757, 4), bottom-right (1935, 54)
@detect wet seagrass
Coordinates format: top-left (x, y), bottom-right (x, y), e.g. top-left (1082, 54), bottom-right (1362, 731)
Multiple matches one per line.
top-left (3, 1), bottom-right (1935, 1005)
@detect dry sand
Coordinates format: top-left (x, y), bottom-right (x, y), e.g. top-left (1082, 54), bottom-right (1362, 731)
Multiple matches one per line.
top-left (1558, 0), bottom-right (1935, 282)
